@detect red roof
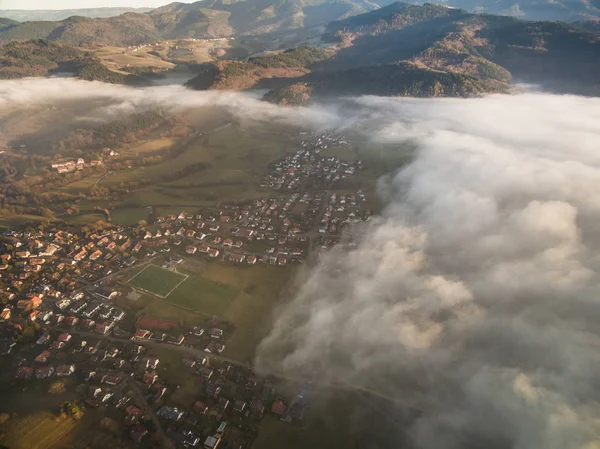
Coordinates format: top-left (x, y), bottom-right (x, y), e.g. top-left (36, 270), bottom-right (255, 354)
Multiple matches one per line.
top-left (271, 400), bottom-right (286, 415)
top-left (136, 316), bottom-right (180, 331)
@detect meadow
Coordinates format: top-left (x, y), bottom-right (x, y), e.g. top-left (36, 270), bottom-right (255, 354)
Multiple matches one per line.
top-left (166, 275), bottom-right (239, 316)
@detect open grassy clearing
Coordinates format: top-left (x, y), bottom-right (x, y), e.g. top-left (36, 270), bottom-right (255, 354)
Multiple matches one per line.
top-left (0, 214), bottom-right (50, 228)
top-left (94, 124), bottom-right (297, 208)
top-left (90, 45), bottom-right (176, 70)
top-left (167, 275), bottom-right (239, 316)
top-left (63, 211), bottom-right (106, 224)
top-left (120, 137), bottom-right (178, 155)
top-left (128, 264), bottom-right (188, 297)
top-left (203, 263), bottom-right (294, 363)
top-left (110, 207), bottom-right (149, 226)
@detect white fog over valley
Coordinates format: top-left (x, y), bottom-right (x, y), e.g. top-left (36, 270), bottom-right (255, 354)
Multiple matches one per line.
top-left (2, 78), bottom-right (600, 448)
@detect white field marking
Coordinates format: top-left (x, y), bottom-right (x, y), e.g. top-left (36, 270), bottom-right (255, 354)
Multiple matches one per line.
top-left (164, 274), bottom-right (190, 298)
top-left (127, 264), bottom-right (187, 297)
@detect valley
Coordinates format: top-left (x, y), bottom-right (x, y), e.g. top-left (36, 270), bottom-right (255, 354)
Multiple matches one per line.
top-left (0, 1), bottom-right (599, 449)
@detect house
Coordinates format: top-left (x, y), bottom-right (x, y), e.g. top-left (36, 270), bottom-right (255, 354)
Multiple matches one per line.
top-left (182, 358), bottom-right (196, 368)
top-left (36, 331), bottom-right (51, 345)
top-left (102, 374), bottom-right (124, 386)
top-left (186, 246), bottom-right (198, 255)
top-left (83, 369), bottom-right (97, 381)
top-left (100, 390), bottom-right (113, 403)
top-left (205, 341), bottom-right (225, 353)
top-left (200, 367), bottom-right (213, 379)
top-left (15, 366), bottom-right (34, 379)
top-left (130, 425), bottom-right (148, 443)
top-left (251, 400), bottom-right (265, 418)
top-left (209, 328), bottom-right (223, 339)
top-left (229, 254), bottom-right (245, 264)
top-left (203, 435), bottom-right (221, 449)
top-left (217, 397), bottom-right (229, 412)
top-left (152, 383), bottom-right (168, 400)
top-left (271, 400), bottom-right (286, 416)
top-left (56, 364), bottom-right (75, 376)
top-left (35, 366), bottom-right (55, 379)
top-left (0, 307), bottom-right (10, 320)
top-left (171, 429), bottom-right (200, 447)
top-left (157, 405), bottom-right (184, 422)
top-left (16, 296), bottom-right (42, 310)
top-left (193, 401), bottom-right (208, 415)
top-left (142, 357), bottom-right (159, 369)
top-left (233, 400), bottom-right (247, 413)
top-left (125, 405), bottom-right (143, 420)
top-left (51, 341), bottom-right (66, 350)
top-left (205, 382), bottom-right (221, 398)
top-left (96, 287), bottom-right (118, 300)
top-left (143, 371), bottom-right (158, 386)
top-left (96, 321), bottom-right (115, 335)
top-left (207, 248), bottom-right (220, 258)
top-left (35, 350), bottom-right (51, 363)
top-left (57, 333), bottom-right (72, 343)
top-left (132, 329), bottom-right (152, 340)
top-left (112, 393), bottom-right (131, 408)
top-left (246, 255), bottom-right (257, 265)
top-left (167, 334), bottom-right (185, 345)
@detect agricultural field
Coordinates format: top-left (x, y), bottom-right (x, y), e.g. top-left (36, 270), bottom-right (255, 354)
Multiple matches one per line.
top-left (128, 264), bottom-right (188, 297)
top-left (0, 412), bottom-right (80, 449)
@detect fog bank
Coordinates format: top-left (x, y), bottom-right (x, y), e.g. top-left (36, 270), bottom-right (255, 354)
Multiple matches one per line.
top-left (255, 93), bottom-right (600, 449)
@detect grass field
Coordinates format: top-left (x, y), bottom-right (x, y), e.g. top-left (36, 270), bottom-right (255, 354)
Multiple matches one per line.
top-left (128, 264), bottom-right (188, 297)
top-left (167, 276), bottom-right (238, 316)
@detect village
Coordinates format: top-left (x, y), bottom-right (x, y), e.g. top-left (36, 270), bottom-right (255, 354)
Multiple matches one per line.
top-left (0, 132), bottom-right (370, 448)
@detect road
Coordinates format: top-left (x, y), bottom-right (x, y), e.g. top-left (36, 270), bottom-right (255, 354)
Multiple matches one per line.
top-left (47, 326), bottom-right (250, 369)
top-left (91, 170), bottom-right (112, 191)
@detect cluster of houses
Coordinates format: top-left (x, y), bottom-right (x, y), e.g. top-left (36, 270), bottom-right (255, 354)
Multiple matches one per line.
top-left (6, 314), bottom-right (309, 448)
top-left (50, 148), bottom-right (118, 174)
top-left (147, 206), bottom-right (310, 266)
top-left (261, 133), bottom-right (361, 191)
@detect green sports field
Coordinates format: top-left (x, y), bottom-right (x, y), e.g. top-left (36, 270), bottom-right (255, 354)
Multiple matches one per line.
top-left (128, 265), bottom-right (188, 297)
top-left (167, 277), bottom-right (238, 316)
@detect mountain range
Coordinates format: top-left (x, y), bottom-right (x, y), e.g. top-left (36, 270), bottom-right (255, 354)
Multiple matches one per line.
top-left (0, 0), bottom-right (599, 47)
top-left (0, 7), bottom-right (152, 22)
top-left (0, 0), bottom-right (398, 46)
top-left (186, 2), bottom-right (600, 101)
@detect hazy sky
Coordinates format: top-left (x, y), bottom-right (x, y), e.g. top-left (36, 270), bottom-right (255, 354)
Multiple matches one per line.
top-left (0, 0), bottom-right (193, 9)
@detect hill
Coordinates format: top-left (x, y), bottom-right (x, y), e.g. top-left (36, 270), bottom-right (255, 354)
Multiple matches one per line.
top-left (0, 7), bottom-right (152, 22)
top-left (0, 39), bottom-right (148, 85)
top-left (187, 2), bottom-right (600, 102)
top-left (0, 0), bottom-right (397, 45)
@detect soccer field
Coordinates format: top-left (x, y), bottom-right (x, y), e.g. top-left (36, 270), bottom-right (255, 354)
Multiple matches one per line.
top-left (128, 265), bottom-right (188, 297)
top-left (167, 277), bottom-right (238, 316)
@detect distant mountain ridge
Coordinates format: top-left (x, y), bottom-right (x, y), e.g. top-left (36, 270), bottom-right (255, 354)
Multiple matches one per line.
top-left (186, 2), bottom-right (600, 101)
top-left (0, 0), bottom-right (397, 46)
top-left (0, 7), bottom-right (152, 22)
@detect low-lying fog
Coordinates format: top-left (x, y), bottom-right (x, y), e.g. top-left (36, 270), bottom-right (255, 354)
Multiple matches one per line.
top-left (3, 78), bottom-right (600, 448)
